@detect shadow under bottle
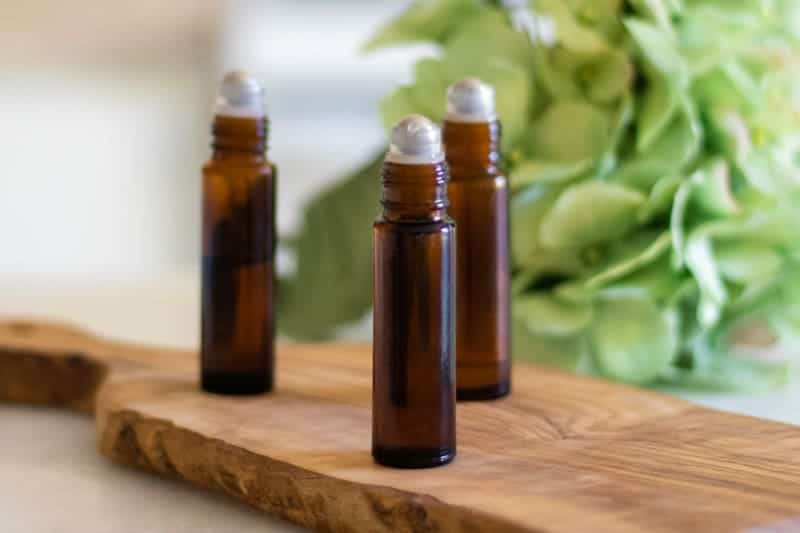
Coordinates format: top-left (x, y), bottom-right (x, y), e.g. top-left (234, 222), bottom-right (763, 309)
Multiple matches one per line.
top-left (372, 160), bottom-right (456, 468)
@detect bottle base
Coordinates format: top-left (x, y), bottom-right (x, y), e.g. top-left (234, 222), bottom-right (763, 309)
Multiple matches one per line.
top-left (202, 371), bottom-right (272, 396)
top-left (457, 381), bottom-right (510, 402)
top-left (372, 446), bottom-right (455, 469)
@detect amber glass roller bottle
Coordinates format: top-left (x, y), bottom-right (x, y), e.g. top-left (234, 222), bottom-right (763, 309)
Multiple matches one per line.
top-left (443, 78), bottom-right (511, 401)
top-left (372, 115), bottom-right (457, 468)
top-left (201, 71), bottom-right (276, 395)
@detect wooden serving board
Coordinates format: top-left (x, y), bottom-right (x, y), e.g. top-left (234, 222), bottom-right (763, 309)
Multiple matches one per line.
top-left (2, 319), bottom-right (800, 532)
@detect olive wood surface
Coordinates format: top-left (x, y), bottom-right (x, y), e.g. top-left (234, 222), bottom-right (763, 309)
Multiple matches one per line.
top-left (2, 318), bottom-right (800, 533)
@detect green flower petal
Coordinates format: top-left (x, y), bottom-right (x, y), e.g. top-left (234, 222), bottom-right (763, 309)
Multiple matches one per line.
top-left (514, 293), bottom-right (594, 336)
top-left (510, 158), bottom-right (593, 189)
top-left (591, 296), bottom-right (679, 384)
top-left (364, 0), bottom-right (481, 51)
top-left (527, 100), bottom-right (610, 162)
top-left (539, 182), bottom-right (645, 247)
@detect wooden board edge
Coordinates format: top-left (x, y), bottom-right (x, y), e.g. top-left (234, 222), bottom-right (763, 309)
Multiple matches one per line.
top-left (0, 345), bottom-right (107, 414)
top-left (0, 322), bottom-right (541, 532)
top-left (97, 406), bottom-right (541, 533)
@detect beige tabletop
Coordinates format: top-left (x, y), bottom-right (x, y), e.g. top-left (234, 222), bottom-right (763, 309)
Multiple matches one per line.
top-left (0, 273), bottom-right (301, 533)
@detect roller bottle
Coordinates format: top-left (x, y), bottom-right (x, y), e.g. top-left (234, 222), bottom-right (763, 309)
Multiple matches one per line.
top-left (443, 78), bottom-right (511, 401)
top-left (372, 115), bottom-right (456, 468)
top-left (201, 71), bottom-right (276, 395)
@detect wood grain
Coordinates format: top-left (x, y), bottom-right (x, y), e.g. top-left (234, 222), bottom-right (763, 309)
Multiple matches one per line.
top-left (2, 318), bottom-right (800, 533)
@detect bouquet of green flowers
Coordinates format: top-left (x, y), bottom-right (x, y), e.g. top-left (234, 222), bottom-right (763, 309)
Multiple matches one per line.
top-left (279, 0), bottom-right (800, 391)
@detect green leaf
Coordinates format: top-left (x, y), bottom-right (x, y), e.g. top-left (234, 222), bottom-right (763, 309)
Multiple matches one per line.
top-left (409, 58), bottom-right (449, 120)
top-left (680, 4), bottom-right (767, 75)
top-left (590, 296), bottom-right (679, 384)
top-left (510, 184), bottom-right (560, 267)
top-left (584, 232), bottom-right (672, 289)
top-left (532, 47), bottom-right (583, 101)
top-left (363, 0), bottom-right (480, 51)
top-left (527, 100), bottom-right (611, 162)
top-left (539, 181), bottom-right (646, 247)
top-left (685, 235), bottom-right (727, 328)
top-left (538, 0), bottom-right (612, 55)
top-left (691, 159), bottom-right (739, 216)
top-left (569, 0), bottom-right (624, 38)
top-left (624, 18), bottom-right (686, 78)
top-left (597, 93), bottom-right (634, 176)
top-left (770, 272), bottom-right (800, 338)
top-left (444, 7), bottom-right (535, 71)
top-left (511, 184), bottom-right (589, 276)
top-left (600, 257), bottom-right (687, 302)
top-left (514, 293), bottom-right (593, 336)
top-left (512, 319), bottom-right (591, 371)
top-left (579, 49), bottom-right (634, 104)
top-left (278, 153), bottom-right (383, 340)
top-left (665, 0), bottom-right (684, 15)
top-left (611, 102), bottom-right (702, 189)
top-left (738, 141), bottom-right (800, 195)
top-left (638, 174), bottom-right (682, 223)
top-left (693, 62), bottom-right (761, 114)
top-left (706, 107), bottom-right (753, 162)
top-left (636, 71), bottom-right (678, 152)
top-left (511, 269), bottom-right (538, 296)
top-left (627, 0), bottom-right (675, 36)
top-left (715, 243), bottom-right (783, 284)
top-left (510, 158), bottom-right (593, 189)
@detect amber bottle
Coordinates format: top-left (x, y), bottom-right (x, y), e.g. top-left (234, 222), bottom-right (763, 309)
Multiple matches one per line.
top-left (442, 78), bottom-right (511, 401)
top-left (372, 115), bottom-right (456, 468)
top-left (201, 71), bottom-right (276, 395)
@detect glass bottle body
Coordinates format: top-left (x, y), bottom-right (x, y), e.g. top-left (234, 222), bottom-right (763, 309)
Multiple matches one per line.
top-left (201, 116), bottom-right (275, 395)
top-left (372, 162), bottom-right (456, 468)
top-left (443, 120), bottom-right (511, 400)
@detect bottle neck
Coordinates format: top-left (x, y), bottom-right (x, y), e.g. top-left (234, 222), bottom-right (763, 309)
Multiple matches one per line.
top-left (211, 115), bottom-right (269, 164)
top-left (381, 161), bottom-right (449, 223)
top-left (442, 120), bottom-right (500, 180)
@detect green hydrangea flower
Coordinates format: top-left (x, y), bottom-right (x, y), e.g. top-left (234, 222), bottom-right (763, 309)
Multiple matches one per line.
top-left (282, 0), bottom-right (800, 390)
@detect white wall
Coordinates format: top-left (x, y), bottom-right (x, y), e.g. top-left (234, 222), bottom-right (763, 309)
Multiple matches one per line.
top-left (0, 0), bottom-right (429, 280)
top-left (0, 65), bottom-right (210, 276)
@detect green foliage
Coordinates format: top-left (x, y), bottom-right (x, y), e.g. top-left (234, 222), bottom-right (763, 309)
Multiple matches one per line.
top-left (590, 296), bottom-right (679, 384)
top-left (280, 0), bottom-right (800, 390)
top-left (539, 181), bottom-right (645, 247)
top-left (278, 153), bottom-right (383, 340)
top-left (363, 0), bottom-right (482, 51)
top-left (379, 8), bottom-right (533, 151)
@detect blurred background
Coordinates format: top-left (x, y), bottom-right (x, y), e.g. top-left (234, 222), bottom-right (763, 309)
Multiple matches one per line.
top-left (1, 0), bottom-right (430, 278)
top-left (0, 0), bottom-right (435, 344)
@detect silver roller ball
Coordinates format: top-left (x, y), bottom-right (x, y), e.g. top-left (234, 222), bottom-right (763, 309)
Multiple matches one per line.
top-left (446, 77), bottom-right (496, 123)
top-left (386, 114), bottom-right (444, 164)
top-left (214, 70), bottom-right (265, 118)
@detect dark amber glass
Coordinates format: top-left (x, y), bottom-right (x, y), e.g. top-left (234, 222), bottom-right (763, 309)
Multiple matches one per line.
top-left (201, 115), bottom-right (275, 395)
top-left (372, 160), bottom-right (456, 468)
top-left (443, 120), bottom-right (510, 401)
